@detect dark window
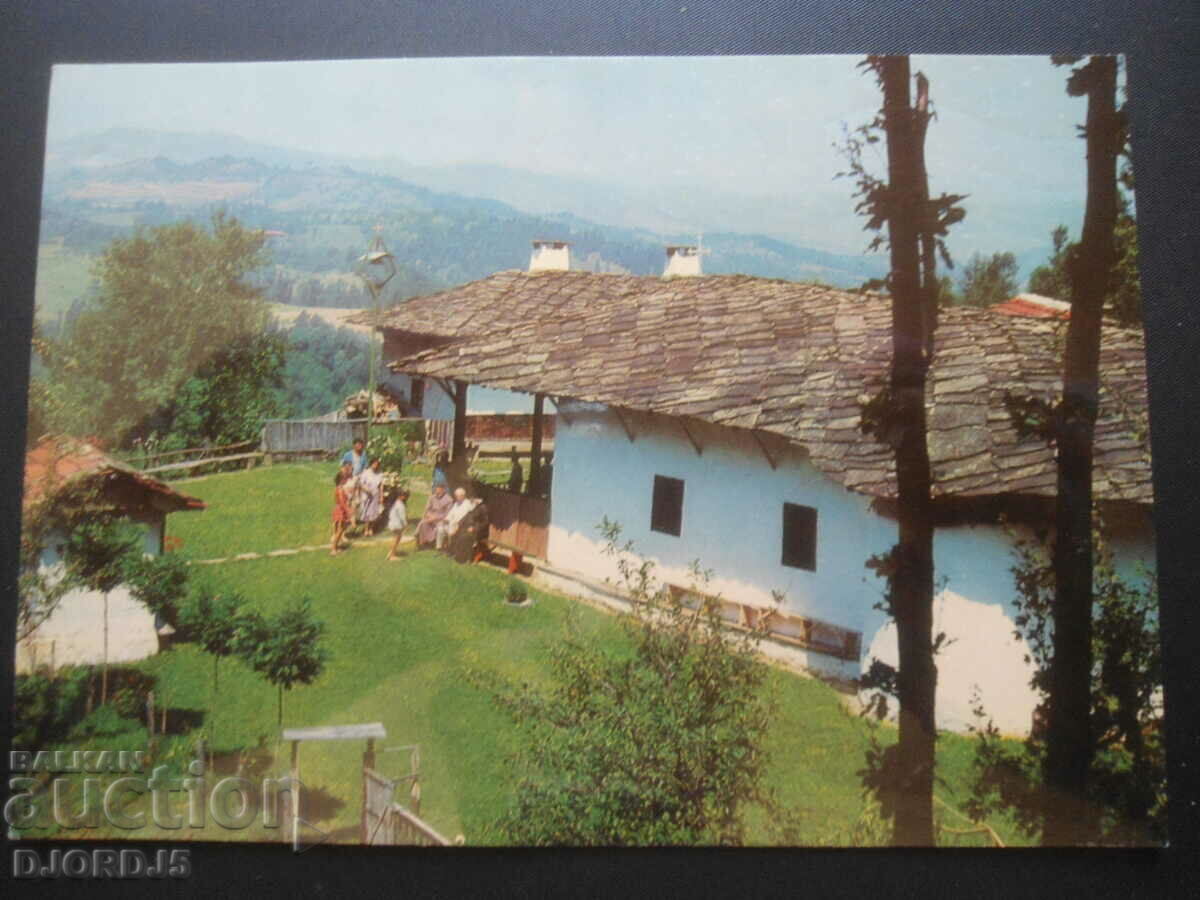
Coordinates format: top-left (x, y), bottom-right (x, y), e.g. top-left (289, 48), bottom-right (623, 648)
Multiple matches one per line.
top-left (781, 503), bottom-right (817, 571)
top-left (410, 378), bottom-right (425, 414)
top-left (650, 475), bottom-right (685, 537)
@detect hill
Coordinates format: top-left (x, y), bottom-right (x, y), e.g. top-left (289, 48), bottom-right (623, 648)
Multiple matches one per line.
top-left (36, 132), bottom-right (891, 322)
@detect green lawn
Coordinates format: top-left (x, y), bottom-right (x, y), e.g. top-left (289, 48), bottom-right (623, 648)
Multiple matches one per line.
top-left (21, 463), bottom-right (1028, 846)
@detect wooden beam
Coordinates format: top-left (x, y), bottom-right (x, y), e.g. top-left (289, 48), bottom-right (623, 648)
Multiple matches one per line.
top-left (613, 407), bottom-right (636, 442)
top-left (552, 396), bottom-right (573, 426)
top-left (290, 740), bottom-right (300, 848)
top-left (527, 393), bottom-right (545, 495)
top-left (282, 723), bottom-right (387, 742)
top-left (751, 430), bottom-right (778, 470)
top-left (451, 380), bottom-right (468, 467)
top-left (679, 419), bottom-right (704, 456)
top-left (432, 377), bottom-right (456, 401)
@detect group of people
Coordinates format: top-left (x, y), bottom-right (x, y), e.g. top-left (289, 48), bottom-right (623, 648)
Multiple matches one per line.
top-left (330, 438), bottom-right (489, 565)
top-left (415, 482), bottom-right (491, 564)
top-left (330, 438), bottom-right (410, 559)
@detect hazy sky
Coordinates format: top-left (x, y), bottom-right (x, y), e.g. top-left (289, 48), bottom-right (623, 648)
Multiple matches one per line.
top-left (46, 55), bottom-right (1099, 259)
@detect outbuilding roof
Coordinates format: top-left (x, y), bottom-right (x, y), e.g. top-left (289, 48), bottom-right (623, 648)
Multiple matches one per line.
top-left (23, 436), bottom-right (207, 513)
top-left (378, 270), bottom-right (1152, 507)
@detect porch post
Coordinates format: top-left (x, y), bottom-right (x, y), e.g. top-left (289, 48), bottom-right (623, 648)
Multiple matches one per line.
top-left (451, 380), bottom-right (468, 485)
top-left (528, 393), bottom-right (545, 496)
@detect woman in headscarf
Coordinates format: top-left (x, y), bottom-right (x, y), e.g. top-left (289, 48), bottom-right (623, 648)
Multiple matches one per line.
top-left (416, 483), bottom-right (453, 549)
top-left (357, 457), bottom-right (385, 534)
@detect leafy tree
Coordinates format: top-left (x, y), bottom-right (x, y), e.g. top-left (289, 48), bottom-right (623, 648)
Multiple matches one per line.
top-left (123, 551), bottom-right (190, 628)
top-left (966, 519), bottom-right (1164, 844)
top-left (273, 313), bottom-right (371, 418)
top-left (484, 520), bottom-right (797, 846)
top-left (143, 332), bottom-right (287, 450)
top-left (1028, 202), bottom-right (1141, 327)
top-left (842, 56), bottom-right (964, 846)
top-left (62, 519), bottom-right (145, 704)
top-left (957, 251), bottom-right (1018, 307)
top-left (46, 212), bottom-right (273, 447)
top-left (1027, 225), bottom-right (1073, 301)
top-left (181, 588), bottom-right (247, 695)
top-left (180, 587), bottom-right (247, 763)
top-left (237, 599), bottom-right (327, 728)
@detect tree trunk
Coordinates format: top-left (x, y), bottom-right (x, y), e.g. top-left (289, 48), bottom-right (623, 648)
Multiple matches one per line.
top-left (101, 593), bottom-right (109, 705)
top-left (1043, 55), bottom-right (1120, 846)
top-left (912, 71), bottom-right (939, 355)
top-left (879, 55), bottom-right (938, 847)
top-left (278, 685), bottom-right (284, 728)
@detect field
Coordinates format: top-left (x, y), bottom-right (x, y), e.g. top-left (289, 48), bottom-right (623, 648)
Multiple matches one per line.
top-left (33, 240), bottom-right (96, 322)
top-left (16, 462), bottom-right (1027, 846)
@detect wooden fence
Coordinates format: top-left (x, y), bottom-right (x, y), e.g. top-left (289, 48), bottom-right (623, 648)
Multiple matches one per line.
top-left (261, 419), bottom-right (369, 455)
top-left (363, 767), bottom-right (453, 847)
top-left (121, 439), bottom-right (257, 471)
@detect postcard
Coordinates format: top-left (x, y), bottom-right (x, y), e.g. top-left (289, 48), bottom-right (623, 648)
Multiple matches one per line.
top-left (10, 54), bottom-right (1161, 857)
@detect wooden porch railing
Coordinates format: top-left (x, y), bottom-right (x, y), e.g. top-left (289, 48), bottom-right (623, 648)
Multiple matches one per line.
top-left (472, 481), bottom-right (550, 559)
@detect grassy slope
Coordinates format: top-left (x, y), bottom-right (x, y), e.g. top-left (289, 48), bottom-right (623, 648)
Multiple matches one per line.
top-left (25, 463), bottom-right (1026, 846)
top-left (34, 241), bottom-right (96, 321)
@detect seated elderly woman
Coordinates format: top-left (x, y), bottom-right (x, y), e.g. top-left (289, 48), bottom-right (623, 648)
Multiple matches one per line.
top-left (416, 483), bottom-right (453, 549)
top-left (441, 487), bottom-right (473, 551)
top-left (446, 492), bottom-right (490, 564)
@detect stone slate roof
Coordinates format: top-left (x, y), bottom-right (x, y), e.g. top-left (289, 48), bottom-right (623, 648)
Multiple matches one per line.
top-left (379, 270), bottom-right (1152, 506)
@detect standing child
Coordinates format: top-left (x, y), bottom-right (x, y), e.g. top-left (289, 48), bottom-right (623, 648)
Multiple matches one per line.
top-left (331, 468), bottom-right (353, 556)
top-left (385, 488), bottom-right (410, 561)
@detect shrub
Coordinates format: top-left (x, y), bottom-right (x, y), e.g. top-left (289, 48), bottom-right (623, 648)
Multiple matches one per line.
top-left (365, 428), bottom-right (406, 474)
top-left (13, 666), bottom-right (94, 747)
top-left (483, 520), bottom-right (797, 846)
top-left (505, 577), bottom-right (528, 604)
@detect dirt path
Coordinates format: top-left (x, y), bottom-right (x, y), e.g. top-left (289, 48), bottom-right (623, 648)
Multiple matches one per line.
top-left (190, 532), bottom-right (414, 566)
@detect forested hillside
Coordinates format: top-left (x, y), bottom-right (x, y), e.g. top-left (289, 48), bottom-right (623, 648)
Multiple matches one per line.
top-left (35, 150), bottom-right (888, 322)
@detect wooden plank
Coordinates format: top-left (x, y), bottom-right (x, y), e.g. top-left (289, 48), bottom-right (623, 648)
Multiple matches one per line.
top-left (679, 419), bottom-right (704, 456)
top-left (612, 407), bottom-right (637, 442)
top-left (282, 722), bottom-right (387, 742)
top-left (142, 452), bottom-right (263, 474)
top-left (751, 430), bottom-right (779, 470)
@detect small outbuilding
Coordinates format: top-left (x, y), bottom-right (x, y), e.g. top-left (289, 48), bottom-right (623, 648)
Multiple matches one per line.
top-left (17, 436), bottom-right (206, 674)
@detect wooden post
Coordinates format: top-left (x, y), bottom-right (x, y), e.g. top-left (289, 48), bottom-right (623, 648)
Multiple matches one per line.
top-left (290, 740), bottom-right (300, 848)
top-left (361, 737), bottom-right (377, 845)
top-left (451, 381), bottom-right (468, 485)
top-left (528, 393), bottom-right (545, 496)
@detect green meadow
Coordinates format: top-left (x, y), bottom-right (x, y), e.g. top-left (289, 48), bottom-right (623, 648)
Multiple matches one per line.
top-left (18, 463), bottom-right (1027, 846)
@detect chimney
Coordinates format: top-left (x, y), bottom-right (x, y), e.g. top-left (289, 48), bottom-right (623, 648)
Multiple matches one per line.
top-left (529, 239), bottom-right (571, 272)
top-left (663, 245), bottom-right (702, 277)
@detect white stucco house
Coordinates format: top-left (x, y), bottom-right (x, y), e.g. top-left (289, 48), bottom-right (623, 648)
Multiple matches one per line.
top-left (364, 247), bottom-right (1154, 736)
top-left (16, 436), bottom-right (206, 674)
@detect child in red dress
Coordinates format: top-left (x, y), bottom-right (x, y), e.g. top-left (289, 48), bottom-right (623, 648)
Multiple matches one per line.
top-left (331, 467), bottom-right (352, 555)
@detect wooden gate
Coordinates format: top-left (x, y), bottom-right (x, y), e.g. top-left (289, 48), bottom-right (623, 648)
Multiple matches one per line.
top-left (363, 747), bottom-right (455, 847)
